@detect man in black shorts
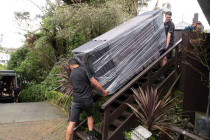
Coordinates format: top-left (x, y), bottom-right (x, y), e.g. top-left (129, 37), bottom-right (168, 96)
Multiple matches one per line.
top-left (66, 58), bottom-right (108, 140)
top-left (13, 85), bottom-right (21, 103)
top-left (161, 11), bottom-right (175, 67)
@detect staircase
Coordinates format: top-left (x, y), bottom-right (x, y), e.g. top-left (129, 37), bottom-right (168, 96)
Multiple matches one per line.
top-left (73, 39), bottom-right (182, 140)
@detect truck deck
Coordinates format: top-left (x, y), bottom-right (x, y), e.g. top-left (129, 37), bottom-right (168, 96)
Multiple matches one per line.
top-left (0, 70), bottom-right (17, 101)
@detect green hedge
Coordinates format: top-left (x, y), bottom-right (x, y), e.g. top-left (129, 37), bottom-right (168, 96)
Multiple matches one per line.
top-left (20, 65), bottom-right (61, 102)
top-left (20, 84), bottom-right (45, 102)
top-left (0, 64), bottom-right (6, 70)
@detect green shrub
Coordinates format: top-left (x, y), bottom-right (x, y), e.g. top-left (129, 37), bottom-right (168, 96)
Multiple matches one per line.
top-left (20, 65), bottom-right (61, 102)
top-left (46, 90), bottom-right (72, 108)
top-left (41, 64), bottom-right (61, 92)
top-left (46, 91), bottom-right (63, 101)
top-left (0, 64), bottom-right (6, 70)
top-left (124, 130), bottom-right (133, 140)
top-left (7, 47), bottom-right (55, 87)
top-left (7, 47), bottom-right (29, 70)
top-left (20, 84), bottom-right (45, 102)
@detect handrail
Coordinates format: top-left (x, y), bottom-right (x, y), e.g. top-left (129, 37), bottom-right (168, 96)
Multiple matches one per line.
top-left (175, 118), bottom-right (190, 140)
top-left (101, 39), bottom-right (182, 109)
top-left (170, 126), bottom-right (205, 140)
top-left (74, 119), bottom-right (87, 131)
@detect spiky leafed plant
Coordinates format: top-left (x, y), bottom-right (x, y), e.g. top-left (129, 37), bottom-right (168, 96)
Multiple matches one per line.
top-left (127, 76), bottom-right (180, 137)
top-left (54, 63), bottom-right (73, 105)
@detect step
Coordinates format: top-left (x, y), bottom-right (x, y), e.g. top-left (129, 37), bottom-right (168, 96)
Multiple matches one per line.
top-left (138, 77), bottom-right (147, 82)
top-left (75, 131), bottom-right (99, 140)
top-left (121, 111), bottom-right (131, 118)
top-left (121, 93), bottom-right (131, 98)
top-left (93, 124), bottom-right (101, 134)
top-left (135, 81), bottom-right (143, 85)
top-left (114, 100), bottom-right (124, 105)
top-left (111, 119), bottom-right (123, 127)
top-left (152, 66), bottom-right (160, 73)
top-left (110, 106), bottom-right (118, 112)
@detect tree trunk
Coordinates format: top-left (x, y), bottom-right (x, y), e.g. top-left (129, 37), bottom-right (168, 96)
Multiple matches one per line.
top-left (65, 39), bottom-right (69, 57)
top-left (52, 39), bottom-right (59, 62)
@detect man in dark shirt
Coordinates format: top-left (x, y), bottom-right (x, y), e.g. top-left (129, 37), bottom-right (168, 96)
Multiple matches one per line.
top-left (13, 85), bottom-right (21, 103)
top-left (66, 58), bottom-right (108, 140)
top-left (161, 11), bottom-right (175, 67)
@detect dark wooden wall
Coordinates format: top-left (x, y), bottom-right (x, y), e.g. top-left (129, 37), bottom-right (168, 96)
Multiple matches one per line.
top-left (179, 32), bottom-right (209, 122)
top-left (174, 29), bottom-right (183, 44)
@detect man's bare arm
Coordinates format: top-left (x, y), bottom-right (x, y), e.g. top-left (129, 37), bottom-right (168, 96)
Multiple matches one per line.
top-left (90, 78), bottom-right (108, 97)
top-left (166, 32), bottom-right (171, 50)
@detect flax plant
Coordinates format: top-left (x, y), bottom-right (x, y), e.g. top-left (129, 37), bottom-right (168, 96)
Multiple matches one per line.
top-left (127, 76), bottom-right (180, 138)
top-left (55, 63), bottom-right (73, 105)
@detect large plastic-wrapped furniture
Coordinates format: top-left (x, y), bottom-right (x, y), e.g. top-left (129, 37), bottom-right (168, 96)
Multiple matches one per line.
top-left (73, 10), bottom-right (166, 95)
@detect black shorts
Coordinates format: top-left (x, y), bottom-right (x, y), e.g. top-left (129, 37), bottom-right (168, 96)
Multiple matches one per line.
top-left (70, 101), bottom-right (93, 122)
top-left (14, 94), bottom-right (19, 98)
top-left (167, 51), bottom-right (173, 59)
top-left (167, 44), bottom-right (173, 59)
top-left (159, 44), bottom-right (173, 59)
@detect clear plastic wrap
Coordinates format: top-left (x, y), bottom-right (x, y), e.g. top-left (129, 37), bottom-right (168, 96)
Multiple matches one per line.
top-left (73, 10), bottom-right (166, 95)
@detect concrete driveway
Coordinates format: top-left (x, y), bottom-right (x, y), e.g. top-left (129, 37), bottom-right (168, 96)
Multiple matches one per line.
top-left (0, 102), bottom-right (68, 140)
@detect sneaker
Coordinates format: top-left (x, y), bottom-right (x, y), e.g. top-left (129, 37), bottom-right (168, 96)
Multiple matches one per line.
top-left (87, 136), bottom-right (93, 140)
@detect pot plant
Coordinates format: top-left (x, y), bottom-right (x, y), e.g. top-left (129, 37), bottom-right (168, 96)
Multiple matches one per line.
top-left (124, 128), bottom-right (134, 140)
top-left (184, 31), bottom-right (210, 139)
top-left (126, 77), bottom-right (181, 139)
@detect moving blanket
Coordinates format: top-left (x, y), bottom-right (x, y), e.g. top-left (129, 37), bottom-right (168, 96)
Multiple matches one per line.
top-left (72, 10), bottom-right (166, 95)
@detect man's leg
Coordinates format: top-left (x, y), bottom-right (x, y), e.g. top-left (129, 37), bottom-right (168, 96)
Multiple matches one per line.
top-left (66, 121), bottom-right (76, 140)
top-left (87, 116), bottom-right (94, 140)
top-left (67, 102), bottom-right (80, 140)
top-left (161, 56), bottom-right (167, 67)
top-left (87, 116), bottom-right (93, 131)
top-left (14, 97), bottom-right (17, 103)
top-left (84, 100), bottom-right (94, 139)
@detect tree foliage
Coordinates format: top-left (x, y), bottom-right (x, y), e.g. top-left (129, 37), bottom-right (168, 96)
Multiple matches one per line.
top-left (20, 64), bottom-right (61, 102)
top-left (7, 47), bottom-right (55, 87)
top-left (34, 1), bottom-right (132, 60)
top-left (7, 47), bottom-right (29, 70)
top-left (8, 0), bottom-right (148, 102)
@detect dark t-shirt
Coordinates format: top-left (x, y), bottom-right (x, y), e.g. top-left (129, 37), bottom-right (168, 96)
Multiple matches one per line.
top-left (14, 88), bottom-right (21, 95)
top-left (164, 21), bottom-right (175, 46)
top-left (70, 66), bottom-right (93, 103)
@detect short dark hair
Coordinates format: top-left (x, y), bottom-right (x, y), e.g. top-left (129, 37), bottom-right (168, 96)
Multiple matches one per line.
top-left (165, 11), bottom-right (172, 16)
top-left (68, 58), bottom-right (80, 65)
